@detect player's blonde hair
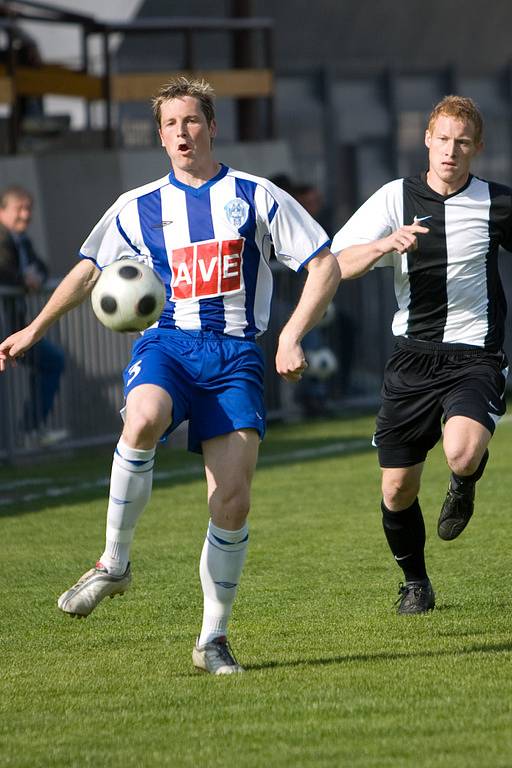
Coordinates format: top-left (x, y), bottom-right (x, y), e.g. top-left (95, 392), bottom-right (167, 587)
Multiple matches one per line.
top-left (427, 95), bottom-right (483, 144)
top-left (152, 76), bottom-right (216, 127)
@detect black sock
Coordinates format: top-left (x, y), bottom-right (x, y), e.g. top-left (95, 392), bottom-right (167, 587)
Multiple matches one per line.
top-left (450, 448), bottom-right (489, 494)
top-left (381, 498), bottom-right (428, 583)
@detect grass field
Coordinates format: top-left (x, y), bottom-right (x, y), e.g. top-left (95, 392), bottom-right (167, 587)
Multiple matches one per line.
top-left (1, 413), bottom-right (512, 767)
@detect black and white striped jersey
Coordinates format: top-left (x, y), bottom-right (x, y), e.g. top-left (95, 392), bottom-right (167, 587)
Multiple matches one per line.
top-left (332, 173), bottom-right (512, 350)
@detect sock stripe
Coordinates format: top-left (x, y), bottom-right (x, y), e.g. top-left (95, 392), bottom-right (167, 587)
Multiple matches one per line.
top-left (207, 536), bottom-right (248, 553)
top-left (210, 532), bottom-right (249, 546)
top-left (115, 448), bottom-right (154, 466)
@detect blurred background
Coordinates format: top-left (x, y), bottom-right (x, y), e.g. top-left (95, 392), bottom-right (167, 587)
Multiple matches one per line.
top-left (2, 0), bottom-right (512, 460)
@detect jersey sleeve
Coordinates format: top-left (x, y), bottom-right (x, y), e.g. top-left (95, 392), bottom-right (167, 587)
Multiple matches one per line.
top-left (79, 195), bottom-right (140, 268)
top-left (258, 183), bottom-right (330, 272)
top-left (331, 180), bottom-right (403, 268)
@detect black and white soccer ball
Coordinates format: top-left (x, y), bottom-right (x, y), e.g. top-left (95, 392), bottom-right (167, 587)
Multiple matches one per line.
top-left (91, 260), bottom-right (166, 332)
top-left (305, 347), bottom-right (339, 380)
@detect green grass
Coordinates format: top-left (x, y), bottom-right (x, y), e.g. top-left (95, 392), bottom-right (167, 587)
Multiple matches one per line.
top-left (2, 414), bottom-right (512, 767)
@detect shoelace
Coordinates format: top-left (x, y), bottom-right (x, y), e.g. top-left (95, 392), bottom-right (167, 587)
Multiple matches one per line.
top-left (209, 637), bottom-right (239, 666)
top-left (395, 582), bottom-right (426, 605)
top-left (70, 563), bottom-right (107, 590)
top-left (443, 487), bottom-right (474, 516)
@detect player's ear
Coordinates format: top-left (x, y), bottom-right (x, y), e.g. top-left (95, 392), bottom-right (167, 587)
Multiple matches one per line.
top-left (209, 119), bottom-right (217, 141)
top-left (425, 130), bottom-right (432, 149)
top-left (159, 129), bottom-right (165, 147)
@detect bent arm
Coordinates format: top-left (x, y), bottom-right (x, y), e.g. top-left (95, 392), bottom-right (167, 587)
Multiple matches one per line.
top-left (275, 248), bottom-right (340, 381)
top-left (337, 223), bottom-right (429, 280)
top-left (0, 258), bottom-right (99, 370)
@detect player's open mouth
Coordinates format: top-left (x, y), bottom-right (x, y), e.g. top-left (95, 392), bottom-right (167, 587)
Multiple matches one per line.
top-left (178, 143), bottom-right (190, 152)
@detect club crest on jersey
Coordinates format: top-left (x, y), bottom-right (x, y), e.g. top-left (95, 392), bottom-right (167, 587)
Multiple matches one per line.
top-left (225, 197), bottom-right (250, 228)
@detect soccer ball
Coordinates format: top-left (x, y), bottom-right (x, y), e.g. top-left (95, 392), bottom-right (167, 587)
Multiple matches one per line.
top-left (91, 260), bottom-right (166, 332)
top-left (305, 347), bottom-right (339, 380)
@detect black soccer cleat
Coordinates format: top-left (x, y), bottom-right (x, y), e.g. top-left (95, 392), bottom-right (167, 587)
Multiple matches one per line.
top-left (395, 580), bottom-right (435, 615)
top-left (437, 484), bottom-right (475, 541)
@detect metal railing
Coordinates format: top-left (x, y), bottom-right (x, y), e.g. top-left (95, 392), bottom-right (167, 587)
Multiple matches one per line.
top-left (0, 264), bottom-right (389, 463)
top-left (0, 284), bottom-right (133, 462)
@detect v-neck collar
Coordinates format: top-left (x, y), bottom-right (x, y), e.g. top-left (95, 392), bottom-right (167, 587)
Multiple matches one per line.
top-left (420, 170), bottom-right (473, 200)
top-left (168, 163), bottom-right (229, 196)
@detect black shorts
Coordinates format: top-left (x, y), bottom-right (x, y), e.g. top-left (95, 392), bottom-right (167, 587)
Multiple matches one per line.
top-left (375, 337), bottom-right (508, 468)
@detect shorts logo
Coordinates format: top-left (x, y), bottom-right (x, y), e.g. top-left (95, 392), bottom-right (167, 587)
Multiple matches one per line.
top-left (225, 197), bottom-right (250, 228)
top-left (127, 359), bottom-right (142, 386)
top-left (171, 238), bottom-right (245, 300)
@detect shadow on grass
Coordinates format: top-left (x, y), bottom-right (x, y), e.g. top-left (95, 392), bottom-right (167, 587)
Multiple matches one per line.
top-left (0, 434), bottom-right (373, 517)
top-left (245, 640), bottom-right (512, 672)
top-left (174, 640), bottom-right (512, 677)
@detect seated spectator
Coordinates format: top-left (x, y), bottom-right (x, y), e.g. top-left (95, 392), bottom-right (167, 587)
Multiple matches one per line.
top-left (0, 185), bottom-right (66, 445)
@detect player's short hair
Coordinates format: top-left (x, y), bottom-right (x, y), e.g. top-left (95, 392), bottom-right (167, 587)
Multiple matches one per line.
top-left (427, 95), bottom-right (483, 144)
top-left (0, 185), bottom-right (32, 208)
top-left (152, 76), bottom-right (216, 127)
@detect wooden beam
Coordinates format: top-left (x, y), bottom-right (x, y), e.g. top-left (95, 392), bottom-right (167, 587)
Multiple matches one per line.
top-left (111, 69), bottom-right (274, 102)
top-left (16, 66), bottom-right (103, 100)
top-left (0, 76), bottom-right (14, 104)
top-left (0, 66), bottom-right (273, 104)
top-left (0, 65), bottom-right (102, 101)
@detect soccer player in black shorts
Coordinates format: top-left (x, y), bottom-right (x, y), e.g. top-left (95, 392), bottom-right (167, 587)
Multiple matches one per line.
top-left (332, 95), bottom-right (510, 614)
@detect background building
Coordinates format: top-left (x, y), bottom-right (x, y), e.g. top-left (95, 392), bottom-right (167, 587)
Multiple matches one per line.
top-left (2, 0), bottom-right (512, 458)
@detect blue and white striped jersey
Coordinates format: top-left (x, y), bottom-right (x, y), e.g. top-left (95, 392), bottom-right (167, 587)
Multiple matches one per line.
top-left (80, 163), bottom-right (329, 338)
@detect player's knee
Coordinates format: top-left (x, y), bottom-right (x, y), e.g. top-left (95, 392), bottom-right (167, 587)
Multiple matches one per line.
top-left (382, 478), bottom-right (419, 511)
top-left (445, 445), bottom-right (482, 476)
top-left (209, 484), bottom-right (250, 529)
top-left (123, 408), bottom-right (169, 447)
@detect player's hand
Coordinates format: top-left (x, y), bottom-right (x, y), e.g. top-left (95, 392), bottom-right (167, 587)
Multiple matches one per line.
top-left (383, 220), bottom-right (430, 255)
top-left (0, 327), bottom-right (38, 372)
top-left (275, 338), bottom-right (308, 382)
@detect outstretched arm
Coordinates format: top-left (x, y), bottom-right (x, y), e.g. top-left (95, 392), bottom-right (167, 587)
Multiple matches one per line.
top-left (275, 248), bottom-right (340, 382)
top-left (0, 258), bottom-right (99, 371)
top-left (337, 221), bottom-right (429, 279)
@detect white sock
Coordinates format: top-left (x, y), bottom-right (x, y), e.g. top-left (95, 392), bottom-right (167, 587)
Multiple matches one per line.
top-left (99, 439), bottom-right (155, 575)
top-left (198, 521), bottom-right (249, 646)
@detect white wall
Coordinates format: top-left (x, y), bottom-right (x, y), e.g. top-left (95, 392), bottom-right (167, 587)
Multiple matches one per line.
top-left (0, 140), bottom-right (295, 275)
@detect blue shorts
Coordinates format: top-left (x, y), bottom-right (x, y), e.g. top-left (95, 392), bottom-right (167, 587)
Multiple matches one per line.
top-left (123, 328), bottom-right (266, 453)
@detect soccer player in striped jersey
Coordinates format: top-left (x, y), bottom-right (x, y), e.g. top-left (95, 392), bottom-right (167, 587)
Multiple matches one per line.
top-left (332, 95), bottom-right (510, 614)
top-left (0, 76), bottom-right (340, 672)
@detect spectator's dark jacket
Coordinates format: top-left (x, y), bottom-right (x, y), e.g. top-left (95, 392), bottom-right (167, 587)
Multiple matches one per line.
top-left (0, 222), bottom-right (48, 286)
top-left (0, 223), bottom-right (48, 334)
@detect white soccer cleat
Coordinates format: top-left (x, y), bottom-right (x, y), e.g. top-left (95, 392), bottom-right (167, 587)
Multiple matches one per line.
top-left (57, 561), bottom-right (132, 618)
top-left (192, 636), bottom-right (244, 675)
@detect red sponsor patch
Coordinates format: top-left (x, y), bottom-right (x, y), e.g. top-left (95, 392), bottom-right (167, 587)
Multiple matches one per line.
top-left (171, 238), bottom-right (245, 300)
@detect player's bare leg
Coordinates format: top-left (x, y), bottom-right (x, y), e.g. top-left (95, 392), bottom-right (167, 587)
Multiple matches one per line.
top-left (381, 464), bottom-right (435, 614)
top-left (192, 429), bottom-right (259, 674)
top-left (438, 416), bottom-right (491, 540)
top-left (58, 385), bottom-right (172, 617)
